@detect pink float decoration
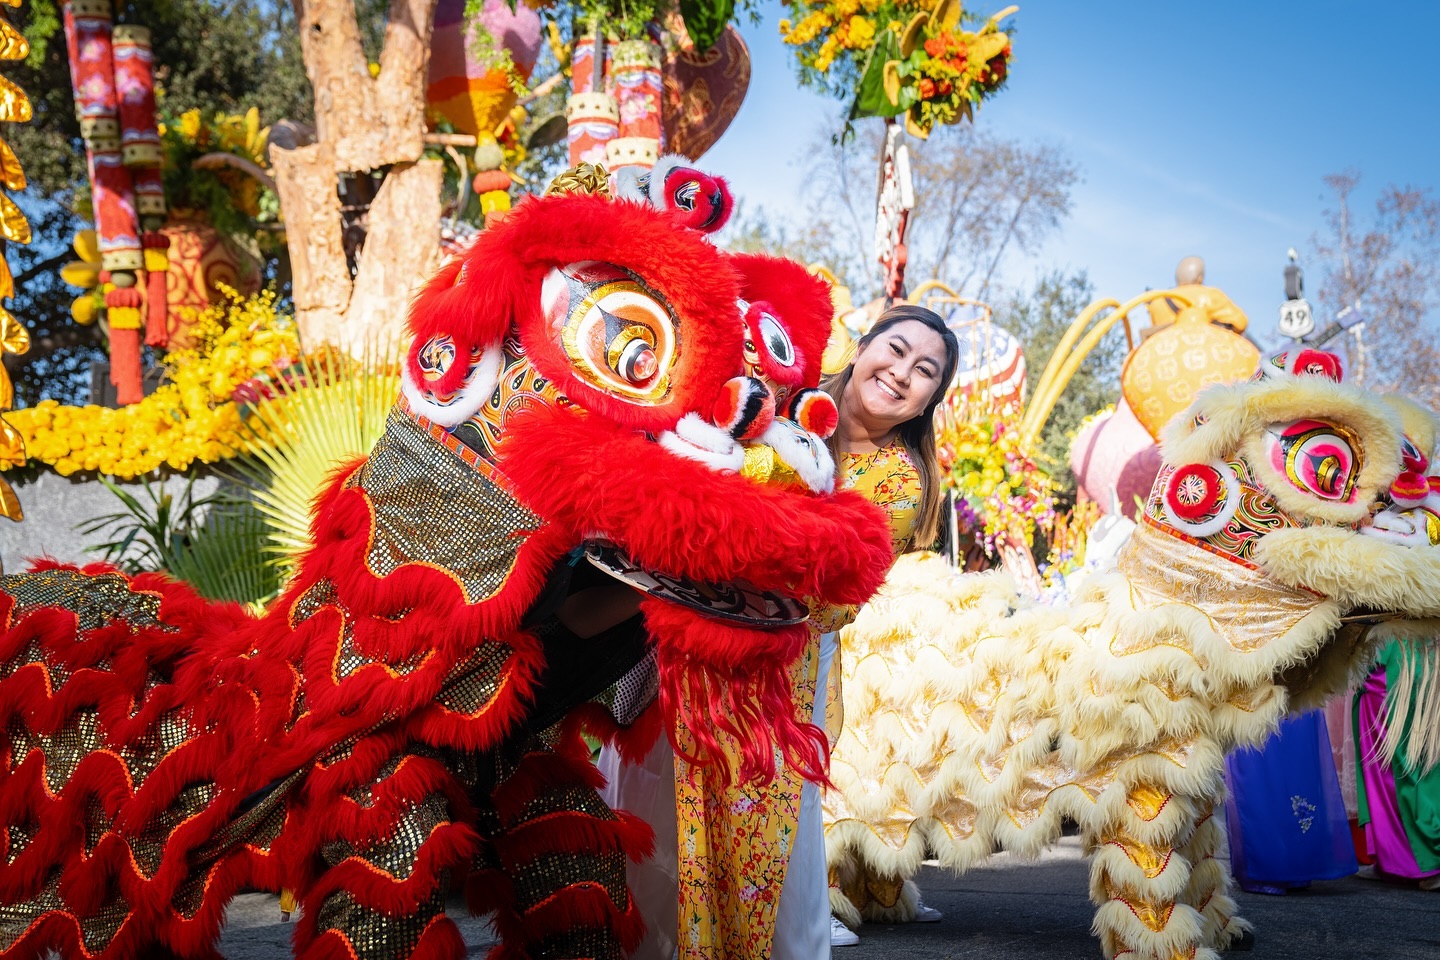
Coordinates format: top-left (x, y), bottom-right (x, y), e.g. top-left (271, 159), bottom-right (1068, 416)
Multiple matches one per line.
top-left (1069, 397), bottom-right (1162, 517)
top-left (428, 0), bottom-right (541, 136)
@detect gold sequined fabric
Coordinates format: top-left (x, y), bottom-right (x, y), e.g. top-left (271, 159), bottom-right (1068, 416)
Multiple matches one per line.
top-left (434, 639), bottom-right (517, 717)
top-left (0, 878), bottom-right (130, 954)
top-left (4, 568), bottom-right (166, 638)
top-left (1118, 518), bottom-right (1324, 653)
top-left (356, 407), bottom-right (542, 605)
top-left (322, 793), bottom-right (450, 883)
top-left (0, 568), bottom-right (305, 954)
top-left (313, 882), bottom-right (449, 960)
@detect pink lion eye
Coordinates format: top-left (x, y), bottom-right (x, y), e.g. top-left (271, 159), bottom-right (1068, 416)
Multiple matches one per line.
top-left (1268, 419), bottom-right (1362, 502)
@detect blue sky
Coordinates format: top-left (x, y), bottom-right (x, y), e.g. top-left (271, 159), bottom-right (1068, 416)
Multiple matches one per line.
top-left (703, 1), bottom-right (1440, 343)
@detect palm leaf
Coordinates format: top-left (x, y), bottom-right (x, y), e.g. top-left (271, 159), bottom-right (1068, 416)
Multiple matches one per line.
top-left (227, 340), bottom-right (402, 575)
top-left (166, 499), bottom-right (284, 605)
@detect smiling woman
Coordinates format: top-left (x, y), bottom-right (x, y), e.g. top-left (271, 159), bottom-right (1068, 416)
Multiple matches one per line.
top-left (822, 304), bottom-right (961, 551)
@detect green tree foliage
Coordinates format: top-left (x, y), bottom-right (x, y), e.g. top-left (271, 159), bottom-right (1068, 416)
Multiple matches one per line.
top-left (992, 269), bottom-right (1124, 498)
top-left (6, 0), bottom-right (317, 408)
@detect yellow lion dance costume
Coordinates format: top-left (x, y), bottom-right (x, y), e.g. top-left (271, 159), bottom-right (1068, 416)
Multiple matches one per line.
top-left (825, 350), bottom-right (1440, 960)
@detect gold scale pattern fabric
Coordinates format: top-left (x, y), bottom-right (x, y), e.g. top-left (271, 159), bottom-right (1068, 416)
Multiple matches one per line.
top-left (822, 525), bottom-right (1337, 954)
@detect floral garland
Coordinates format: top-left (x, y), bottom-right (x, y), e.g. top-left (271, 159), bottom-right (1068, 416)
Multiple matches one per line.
top-left (158, 107), bottom-right (278, 241)
top-left (781, 0), bottom-right (1014, 136)
top-left (0, 290), bottom-right (298, 479)
top-left (936, 392), bottom-right (1056, 553)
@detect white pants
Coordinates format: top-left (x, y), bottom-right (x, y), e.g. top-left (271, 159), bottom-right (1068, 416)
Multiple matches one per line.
top-left (772, 629), bottom-right (838, 960)
top-left (597, 736), bottom-right (678, 960)
top-left (596, 630), bottom-right (838, 960)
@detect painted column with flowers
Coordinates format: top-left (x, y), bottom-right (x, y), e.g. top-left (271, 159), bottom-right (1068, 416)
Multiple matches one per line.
top-left (112, 24), bottom-right (172, 350)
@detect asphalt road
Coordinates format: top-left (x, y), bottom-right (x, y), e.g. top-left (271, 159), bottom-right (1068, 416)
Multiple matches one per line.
top-left (218, 837), bottom-right (1440, 958)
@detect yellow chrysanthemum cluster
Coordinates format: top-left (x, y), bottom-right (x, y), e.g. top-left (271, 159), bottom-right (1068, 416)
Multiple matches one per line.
top-left (935, 397), bottom-right (1057, 552)
top-left (159, 107), bottom-right (270, 218)
top-left (1, 290), bottom-right (298, 479)
top-left (159, 107), bottom-right (269, 167)
top-left (781, 0), bottom-right (934, 72)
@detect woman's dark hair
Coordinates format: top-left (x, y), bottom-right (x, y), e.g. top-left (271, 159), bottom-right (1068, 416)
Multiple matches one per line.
top-left (821, 304), bottom-right (960, 551)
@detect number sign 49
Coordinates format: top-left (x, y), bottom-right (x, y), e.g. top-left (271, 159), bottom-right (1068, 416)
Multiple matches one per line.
top-left (1278, 298), bottom-right (1315, 339)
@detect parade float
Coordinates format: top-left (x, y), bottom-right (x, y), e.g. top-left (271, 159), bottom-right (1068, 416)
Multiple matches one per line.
top-left (2, 4), bottom-right (1430, 960)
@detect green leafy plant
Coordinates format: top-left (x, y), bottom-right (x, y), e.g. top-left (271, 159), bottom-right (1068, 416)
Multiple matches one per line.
top-left (166, 499), bottom-right (285, 605)
top-left (78, 473), bottom-right (226, 573)
top-left (78, 472), bottom-right (284, 605)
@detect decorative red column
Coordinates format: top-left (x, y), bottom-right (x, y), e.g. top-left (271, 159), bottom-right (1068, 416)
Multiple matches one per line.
top-left (63, 0), bottom-right (145, 404)
top-left (113, 24), bottom-right (169, 348)
top-left (606, 38), bottom-right (663, 174)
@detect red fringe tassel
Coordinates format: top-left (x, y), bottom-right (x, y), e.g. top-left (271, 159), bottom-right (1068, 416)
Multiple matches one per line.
top-left (109, 327), bottom-right (144, 406)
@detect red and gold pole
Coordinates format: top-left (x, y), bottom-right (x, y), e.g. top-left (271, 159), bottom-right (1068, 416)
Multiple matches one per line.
top-left (63, 0), bottom-right (145, 404)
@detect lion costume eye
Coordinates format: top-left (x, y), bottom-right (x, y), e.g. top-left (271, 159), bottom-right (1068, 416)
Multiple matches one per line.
top-left (542, 261), bottom-right (678, 403)
top-left (758, 313), bottom-right (795, 368)
top-left (1265, 419), bottom-right (1363, 503)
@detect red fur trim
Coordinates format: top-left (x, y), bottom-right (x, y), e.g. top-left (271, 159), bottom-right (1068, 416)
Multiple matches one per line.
top-left (790, 388), bottom-right (839, 440)
top-left (521, 881), bottom-right (647, 952)
top-left (561, 700), bottom-right (664, 764)
top-left (297, 913), bottom-right (465, 960)
top-left (497, 404), bottom-right (893, 605)
top-left (661, 167), bottom-right (733, 233)
top-left (647, 600), bottom-right (829, 787)
top-left (493, 809), bottom-right (654, 866)
top-left (712, 376), bottom-right (774, 440)
top-left (307, 820), bottom-right (478, 916)
top-left (490, 751), bottom-right (607, 826)
top-left (742, 300), bottom-right (805, 390)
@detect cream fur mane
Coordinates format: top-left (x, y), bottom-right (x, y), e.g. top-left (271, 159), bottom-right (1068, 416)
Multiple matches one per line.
top-left (825, 370), bottom-right (1440, 960)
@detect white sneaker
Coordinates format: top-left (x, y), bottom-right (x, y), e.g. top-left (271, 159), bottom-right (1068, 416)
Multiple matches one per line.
top-left (830, 916), bottom-right (860, 946)
top-left (913, 897), bottom-right (942, 922)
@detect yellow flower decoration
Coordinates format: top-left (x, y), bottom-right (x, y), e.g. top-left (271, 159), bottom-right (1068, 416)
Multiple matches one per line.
top-left (0, 290), bottom-right (302, 480)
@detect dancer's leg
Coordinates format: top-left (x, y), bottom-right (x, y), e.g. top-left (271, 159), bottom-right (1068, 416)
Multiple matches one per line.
top-left (773, 630), bottom-right (839, 959)
top-left (597, 737), bottom-right (678, 960)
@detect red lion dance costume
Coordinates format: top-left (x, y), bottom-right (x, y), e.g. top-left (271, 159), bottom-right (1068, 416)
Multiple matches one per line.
top-left (0, 164), bottom-right (893, 959)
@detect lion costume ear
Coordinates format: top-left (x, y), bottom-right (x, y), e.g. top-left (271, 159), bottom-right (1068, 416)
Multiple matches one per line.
top-left (612, 154), bottom-right (733, 234)
top-left (401, 241), bottom-right (510, 426)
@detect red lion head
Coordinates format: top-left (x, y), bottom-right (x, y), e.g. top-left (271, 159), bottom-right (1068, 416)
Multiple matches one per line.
top-left (389, 164), bottom-right (892, 783)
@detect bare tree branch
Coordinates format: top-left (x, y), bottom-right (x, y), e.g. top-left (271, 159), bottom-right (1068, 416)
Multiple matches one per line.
top-left (1309, 172), bottom-right (1440, 403)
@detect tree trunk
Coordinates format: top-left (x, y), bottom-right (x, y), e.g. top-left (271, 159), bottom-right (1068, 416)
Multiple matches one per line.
top-left (277, 0), bottom-right (441, 349)
top-left (271, 142), bottom-right (350, 347)
top-left (343, 158), bottom-right (443, 351)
